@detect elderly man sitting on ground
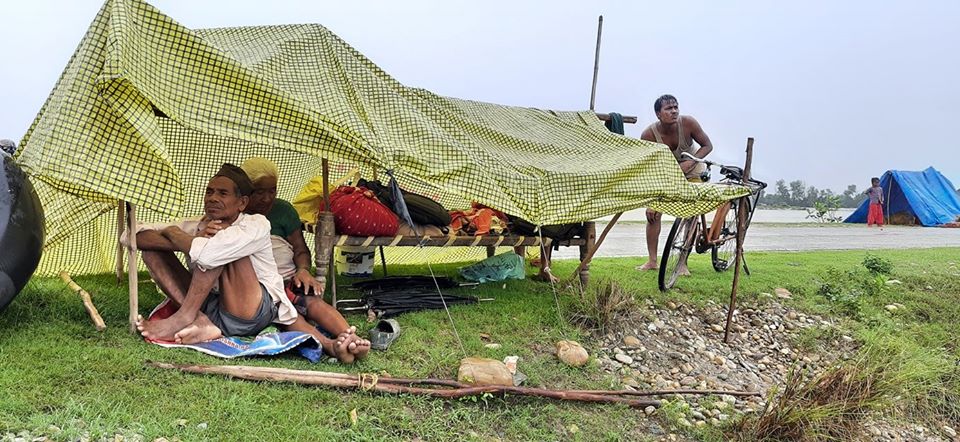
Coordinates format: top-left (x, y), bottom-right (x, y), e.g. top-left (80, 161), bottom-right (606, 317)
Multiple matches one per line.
top-left (131, 163), bottom-right (298, 345)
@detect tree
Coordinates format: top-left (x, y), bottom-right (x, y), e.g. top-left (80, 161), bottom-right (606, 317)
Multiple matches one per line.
top-left (803, 185), bottom-right (819, 207)
top-left (789, 180), bottom-right (806, 204)
top-left (774, 180), bottom-right (790, 204)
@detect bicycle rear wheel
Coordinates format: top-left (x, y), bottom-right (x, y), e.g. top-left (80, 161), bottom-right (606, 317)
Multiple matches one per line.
top-left (711, 197), bottom-right (753, 271)
top-left (659, 218), bottom-right (698, 292)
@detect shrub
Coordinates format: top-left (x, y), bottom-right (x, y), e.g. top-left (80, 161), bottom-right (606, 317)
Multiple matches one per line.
top-left (817, 267), bottom-right (887, 317)
top-left (862, 253), bottom-right (893, 275)
top-left (563, 278), bottom-right (635, 333)
top-left (732, 362), bottom-right (883, 441)
top-left (805, 196), bottom-right (844, 223)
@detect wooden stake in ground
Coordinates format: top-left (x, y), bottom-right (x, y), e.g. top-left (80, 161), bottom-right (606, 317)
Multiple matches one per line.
top-left (59, 271), bottom-right (107, 331)
top-left (724, 138), bottom-right (754, 343)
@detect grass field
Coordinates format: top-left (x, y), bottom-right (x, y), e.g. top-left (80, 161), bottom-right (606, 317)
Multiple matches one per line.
top-left (1, 248), bottom-right (958, 441)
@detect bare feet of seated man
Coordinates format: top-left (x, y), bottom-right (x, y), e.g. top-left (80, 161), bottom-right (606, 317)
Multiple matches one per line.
top-left (285, 316), bottom-right (371, 364)
top-left (136, 311), bottom-right (199, 342)
top-left (172, 314), bottom-right (223, 344)
top-left (327, 327), bottom-right (371, 364)
top-left (335, 326), bottom-right (371, 362)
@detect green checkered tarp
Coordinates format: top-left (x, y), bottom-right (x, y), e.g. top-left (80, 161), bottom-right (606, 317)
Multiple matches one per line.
top-left (17, 0), bottom-right (748, 276)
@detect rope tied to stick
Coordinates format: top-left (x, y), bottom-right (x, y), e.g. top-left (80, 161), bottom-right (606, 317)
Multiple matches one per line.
top-left (359, 373), bottom-right (379, 391)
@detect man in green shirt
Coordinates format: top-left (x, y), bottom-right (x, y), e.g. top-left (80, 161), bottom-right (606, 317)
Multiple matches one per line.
top-left (242, 158), bottom-right (370, 363)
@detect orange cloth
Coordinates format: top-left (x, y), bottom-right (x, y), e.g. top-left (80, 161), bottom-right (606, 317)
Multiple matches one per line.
top-left (449, 203), bottom-right (509, 235)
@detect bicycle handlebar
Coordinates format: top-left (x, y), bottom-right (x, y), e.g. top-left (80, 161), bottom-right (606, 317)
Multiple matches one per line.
top-left (680, 152), bottom-right (713, 166)
top-left (679, 152), bottom-right (766, 189)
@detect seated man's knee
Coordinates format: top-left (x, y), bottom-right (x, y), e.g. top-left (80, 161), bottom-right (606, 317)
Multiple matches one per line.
top-left (222, 256), bottom-right (255, 274)
top-left (141, 250), bottom-right (179, 269)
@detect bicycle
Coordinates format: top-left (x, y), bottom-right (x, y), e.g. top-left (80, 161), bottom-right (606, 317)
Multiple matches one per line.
top-left (657, 153), bottom-right (767, 292)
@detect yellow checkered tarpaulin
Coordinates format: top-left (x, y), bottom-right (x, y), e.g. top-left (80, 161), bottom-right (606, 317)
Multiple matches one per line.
top-left (17, 0), bottom-right (747, 275)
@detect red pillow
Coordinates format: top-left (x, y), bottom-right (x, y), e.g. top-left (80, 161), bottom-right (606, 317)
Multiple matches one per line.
top-left (329, 186), bottom-right (399, 236)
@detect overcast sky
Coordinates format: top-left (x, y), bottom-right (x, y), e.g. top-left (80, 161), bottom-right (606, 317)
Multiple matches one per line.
top-left (2, 0), bottom-right (958, 192)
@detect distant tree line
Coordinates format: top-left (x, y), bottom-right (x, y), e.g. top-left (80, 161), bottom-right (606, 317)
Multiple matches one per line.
top-left (758, 180), bottom-right (868, 208)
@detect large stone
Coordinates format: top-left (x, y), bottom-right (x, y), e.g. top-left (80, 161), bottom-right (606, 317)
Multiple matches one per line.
top-left (555, 340), bottom-right (589, 367)
top-left (457, 357), bottom-right (514, 386)
top-left (774, 288), bottom-right (792, 299)
top-left (623, 335), bottom-right (642, 347)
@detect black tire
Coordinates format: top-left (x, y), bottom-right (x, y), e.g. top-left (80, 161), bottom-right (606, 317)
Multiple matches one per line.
top-left (659, 218), bottom-right (698, 292)
top-left (711, 198), bottom-right (753, 272)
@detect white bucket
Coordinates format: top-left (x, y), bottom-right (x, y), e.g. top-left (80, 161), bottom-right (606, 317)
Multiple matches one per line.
top-left (335, 246), bottom-right (376, 277)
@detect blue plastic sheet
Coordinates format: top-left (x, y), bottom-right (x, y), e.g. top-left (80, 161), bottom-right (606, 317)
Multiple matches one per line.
top-left (459, 252), bottom-right (526, 283)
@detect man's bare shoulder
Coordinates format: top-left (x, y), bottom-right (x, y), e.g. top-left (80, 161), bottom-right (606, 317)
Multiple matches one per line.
top-left (681, 115), bottom-right (702, 127)
top-left (681, 115), bottom-right (705, 134)
top-left (639, 124), bottom-right (656, 142)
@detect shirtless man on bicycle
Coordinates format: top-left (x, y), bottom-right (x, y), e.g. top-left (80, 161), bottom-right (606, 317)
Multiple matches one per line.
top-left (637, 94), bottom-right (714, 273)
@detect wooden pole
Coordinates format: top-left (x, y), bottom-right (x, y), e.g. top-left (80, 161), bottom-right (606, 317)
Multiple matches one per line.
top-left (148, 361), bottom-right (659, 408)
top-left (60, 271), bottom-right (107, 331)
top-left (595, 113), bottom-right (638, 124)
top-left (115, 201), bottom-right (125, 283)
top-left (126, 202), bottom-right (139, 333)
top-left (322, 158), bottom-right (330, 212)
top-left (589, 15), bottom-right (603, 111)
top-left (724, 138), bottom-right (754, 343)
top-left (317, 158), bottom-right (337, 305)
top-left (570, 213), bottom-right (621, 281)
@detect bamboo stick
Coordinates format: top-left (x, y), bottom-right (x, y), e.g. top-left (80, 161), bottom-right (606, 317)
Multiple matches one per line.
top-left (148, 362), bottom-right (659, 408)
top-left (146, 363), bottom-right (759, 398)
top-left (59, 271), bottom-right (107, 331)
top-left (570, 213), bottom-right (621, 281)
top-left (595, 113), bottom-right (638, 124)
top-left (115, 201), bottom-right (125, 283)
top-left (127, 202), bottom-right (139, 333)
top-left (572, 388), bottom-right (761, 397)
top-left (589, 15), bottom-right (603, 111)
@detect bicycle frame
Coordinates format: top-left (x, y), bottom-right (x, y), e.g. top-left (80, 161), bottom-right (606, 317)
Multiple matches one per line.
top-left (657, 153), bottom-right (767, 292)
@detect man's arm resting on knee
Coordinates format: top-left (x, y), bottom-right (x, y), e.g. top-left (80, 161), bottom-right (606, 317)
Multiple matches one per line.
top-left (129, 226), bottom-right (193, 253)
top-left (121, 219), bottom-right (202, 252)
top-left (133, 230), bottom-right (180, 251)
top-left (160, 226), bottom-right (197, 254)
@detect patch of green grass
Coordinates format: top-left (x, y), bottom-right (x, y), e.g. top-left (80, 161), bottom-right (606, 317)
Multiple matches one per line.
top-left (789, 325), bottom-right (839, 354)
top-left (0, 247), bottom-right (958, 440)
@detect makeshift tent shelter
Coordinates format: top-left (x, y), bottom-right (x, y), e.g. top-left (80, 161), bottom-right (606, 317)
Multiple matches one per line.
top-left (844, 167), bottom-right (960, 226)
top-left (16, 0), bottom-right (747, 277)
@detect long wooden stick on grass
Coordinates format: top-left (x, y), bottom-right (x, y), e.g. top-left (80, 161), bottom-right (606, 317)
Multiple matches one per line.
top-left (59, 271), bottom-right (107, 331)
top-left (148, 361), bottom-right (660, 408)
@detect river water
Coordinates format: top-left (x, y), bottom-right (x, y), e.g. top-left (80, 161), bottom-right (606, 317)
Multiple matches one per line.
top-left (599, 208), bottom-right (856, 224)
top-left (552, 208), bottom-right (959, 259)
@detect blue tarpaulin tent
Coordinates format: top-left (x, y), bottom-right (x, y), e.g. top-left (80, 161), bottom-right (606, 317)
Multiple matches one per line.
top-left (844, 167), bottom-right (960, 226)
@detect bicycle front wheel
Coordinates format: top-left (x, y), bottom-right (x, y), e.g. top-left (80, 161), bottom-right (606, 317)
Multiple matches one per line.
top-left (711, 197), bottom-right (753, 271)
top-left (659, 218), bottom-right (698, 292)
